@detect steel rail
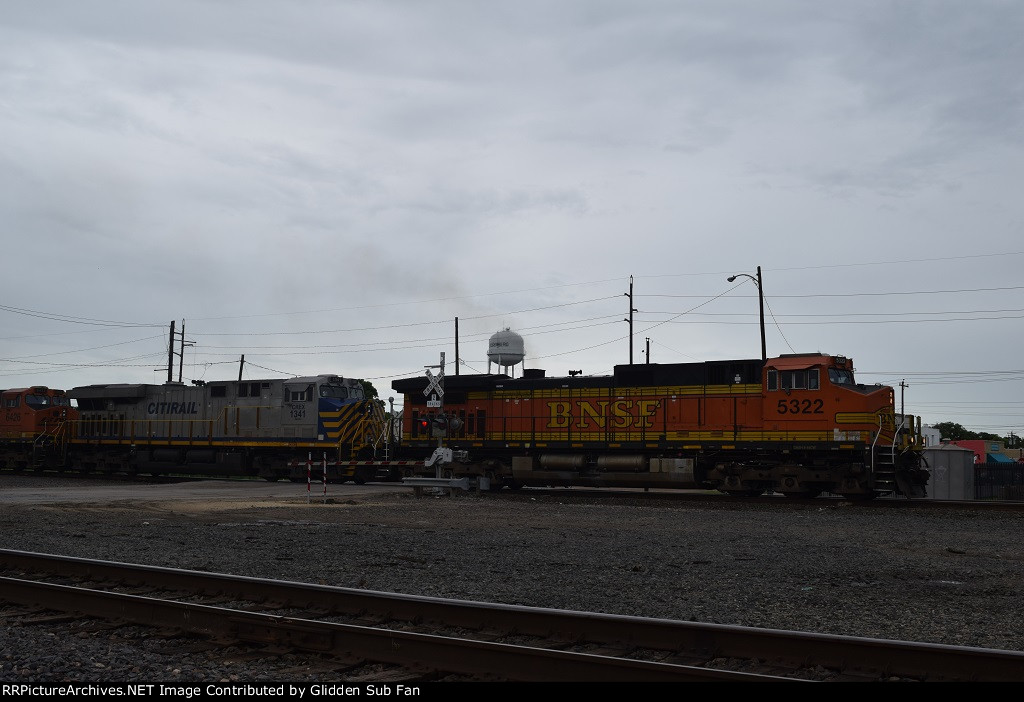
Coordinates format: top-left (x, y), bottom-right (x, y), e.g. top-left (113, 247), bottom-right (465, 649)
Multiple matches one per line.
top-left (0, 575), bottom-right (784, 682)
top-left (3, 549), bottom-right (1023, 681)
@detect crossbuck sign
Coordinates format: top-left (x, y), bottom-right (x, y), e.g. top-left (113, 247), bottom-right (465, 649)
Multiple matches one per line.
top-left (424, 352), bottom-right (445, 407)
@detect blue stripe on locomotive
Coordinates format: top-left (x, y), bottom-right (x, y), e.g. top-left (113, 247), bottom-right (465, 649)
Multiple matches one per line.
top-left (316, 396), bottom-right (363, 441)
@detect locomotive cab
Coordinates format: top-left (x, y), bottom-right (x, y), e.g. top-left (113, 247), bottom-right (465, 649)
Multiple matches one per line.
top-left (0, 387), bottom-right (75, 438)
top-left (765, 354), bottom-right (896, 435)
top-left (758, 353), bottom-right (925, 498)
top-left (0, 386), bottom-right (77, 471)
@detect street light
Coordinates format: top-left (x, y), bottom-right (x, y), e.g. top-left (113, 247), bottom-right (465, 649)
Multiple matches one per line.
top-left (727, 265), bottom-right (766, 362)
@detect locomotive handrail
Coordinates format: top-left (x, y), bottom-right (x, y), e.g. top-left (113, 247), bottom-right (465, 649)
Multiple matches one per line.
top-left (870, 416), bottom-right (882, 475)
top-left (893, 415), bottom-right (906, 455)
top-left (346, 400), bottom-right (388, 459)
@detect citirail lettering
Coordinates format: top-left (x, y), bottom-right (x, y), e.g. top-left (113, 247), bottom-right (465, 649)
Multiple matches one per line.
top-left (147, 401), bottom-right (199, 415)
top-left (547, 399), bottom-right (660, 429)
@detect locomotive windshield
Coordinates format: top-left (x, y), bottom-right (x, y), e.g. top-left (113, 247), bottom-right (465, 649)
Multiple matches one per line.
top-left (318, 383), bottom-right (364, 400)
top-left (829, 368), bottom-right (855, 385)
top-left (25, 394), bottom-right (57, 409)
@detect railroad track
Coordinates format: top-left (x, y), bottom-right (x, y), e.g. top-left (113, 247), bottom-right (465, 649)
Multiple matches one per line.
top-left (2, 549), bottom-right (1022, 682)
top-left (5, 471), bottom-right (1024, 512)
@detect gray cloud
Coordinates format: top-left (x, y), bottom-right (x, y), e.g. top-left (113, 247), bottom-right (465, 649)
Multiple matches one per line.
top-left (1, 2), bottom-right (1022, 431)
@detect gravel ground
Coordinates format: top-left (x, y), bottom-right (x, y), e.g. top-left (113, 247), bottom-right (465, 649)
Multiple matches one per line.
top-left (2, 475), bottom-right (1023, 682)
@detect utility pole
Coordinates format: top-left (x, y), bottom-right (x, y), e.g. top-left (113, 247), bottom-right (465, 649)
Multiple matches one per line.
top-left (167, 321), bottom-right (175, 383)
top-left (177, 320), bottom-right (186, 383)
top-left (624, 275), bottom-right (637, 364)
top-left (163, 319), bottom-right (195, 383)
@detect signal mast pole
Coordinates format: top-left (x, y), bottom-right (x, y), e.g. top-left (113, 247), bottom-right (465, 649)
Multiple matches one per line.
top-left (424, 353), bottom-right (446, 478)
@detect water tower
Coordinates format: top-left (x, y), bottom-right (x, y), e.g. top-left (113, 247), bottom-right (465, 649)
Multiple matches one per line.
top-left (487, 328), bottom-right (525, 377)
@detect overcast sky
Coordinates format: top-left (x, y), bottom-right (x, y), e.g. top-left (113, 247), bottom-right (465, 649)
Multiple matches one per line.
top-left (2, 1), bottom-right (1022, 435)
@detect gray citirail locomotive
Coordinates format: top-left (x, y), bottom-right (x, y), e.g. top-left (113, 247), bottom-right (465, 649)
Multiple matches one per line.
top-left (65, 374), bottom-right (387, 480)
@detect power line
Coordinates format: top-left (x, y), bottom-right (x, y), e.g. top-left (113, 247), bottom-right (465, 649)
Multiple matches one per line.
top-left (0, 304), bottom-right (165, 328)
top-left (644, 285), bottom-right (1024, 299)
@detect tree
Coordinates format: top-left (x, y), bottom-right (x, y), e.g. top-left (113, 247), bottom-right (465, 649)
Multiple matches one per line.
top-left (358, 379), bottom-right (379, 401)
top-left (930, 422), bottom-right (1022, 447)
top-left (932, 421), bottom-right (975, 441)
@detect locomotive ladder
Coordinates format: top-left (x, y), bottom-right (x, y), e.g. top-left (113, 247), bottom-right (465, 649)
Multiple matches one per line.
top-left (32, 419), bottom-right (72, 469)
top-left (872, 415), bottom-right (923, 498)
top-left (869, 415), bottom-right (899, 495)
top-left (872, 444), bottom-right (899, 495)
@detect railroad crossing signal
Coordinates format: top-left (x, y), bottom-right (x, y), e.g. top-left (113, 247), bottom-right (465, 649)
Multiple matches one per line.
top-left (424, 353), bottom-right (445, 399)
top-left (424, 369), bottom-right (444, 398)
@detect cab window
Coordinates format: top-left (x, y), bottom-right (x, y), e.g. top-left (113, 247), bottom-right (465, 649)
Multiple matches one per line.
top-left (288, 385), bottom-right (313, 402)
top-left (768, 369), bottom-right (819, 390)
top-left (828, 368), bottom-right (855, 385)
top-left (319, 385), bottom-right (349, 399)
top-left (25, 394), bottom-right (52, 409)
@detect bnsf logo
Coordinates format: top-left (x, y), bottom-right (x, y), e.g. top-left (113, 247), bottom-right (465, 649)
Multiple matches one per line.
top-left (546, 400), bottom-right (659, 429)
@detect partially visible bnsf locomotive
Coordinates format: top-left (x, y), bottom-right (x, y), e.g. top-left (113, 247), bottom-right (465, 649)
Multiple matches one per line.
top-left (0, 386), bottom-right (76, 470)
top-left (391, 352), bottom-right (929, 499)
top-left (0, 375), bottom-right (387, 482)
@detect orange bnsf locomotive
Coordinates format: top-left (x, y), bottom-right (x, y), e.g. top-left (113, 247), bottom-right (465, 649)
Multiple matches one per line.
top-left (0, 386), bottom-right (77, 470)
top-left (391, 352), bottom-right (929, 499)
